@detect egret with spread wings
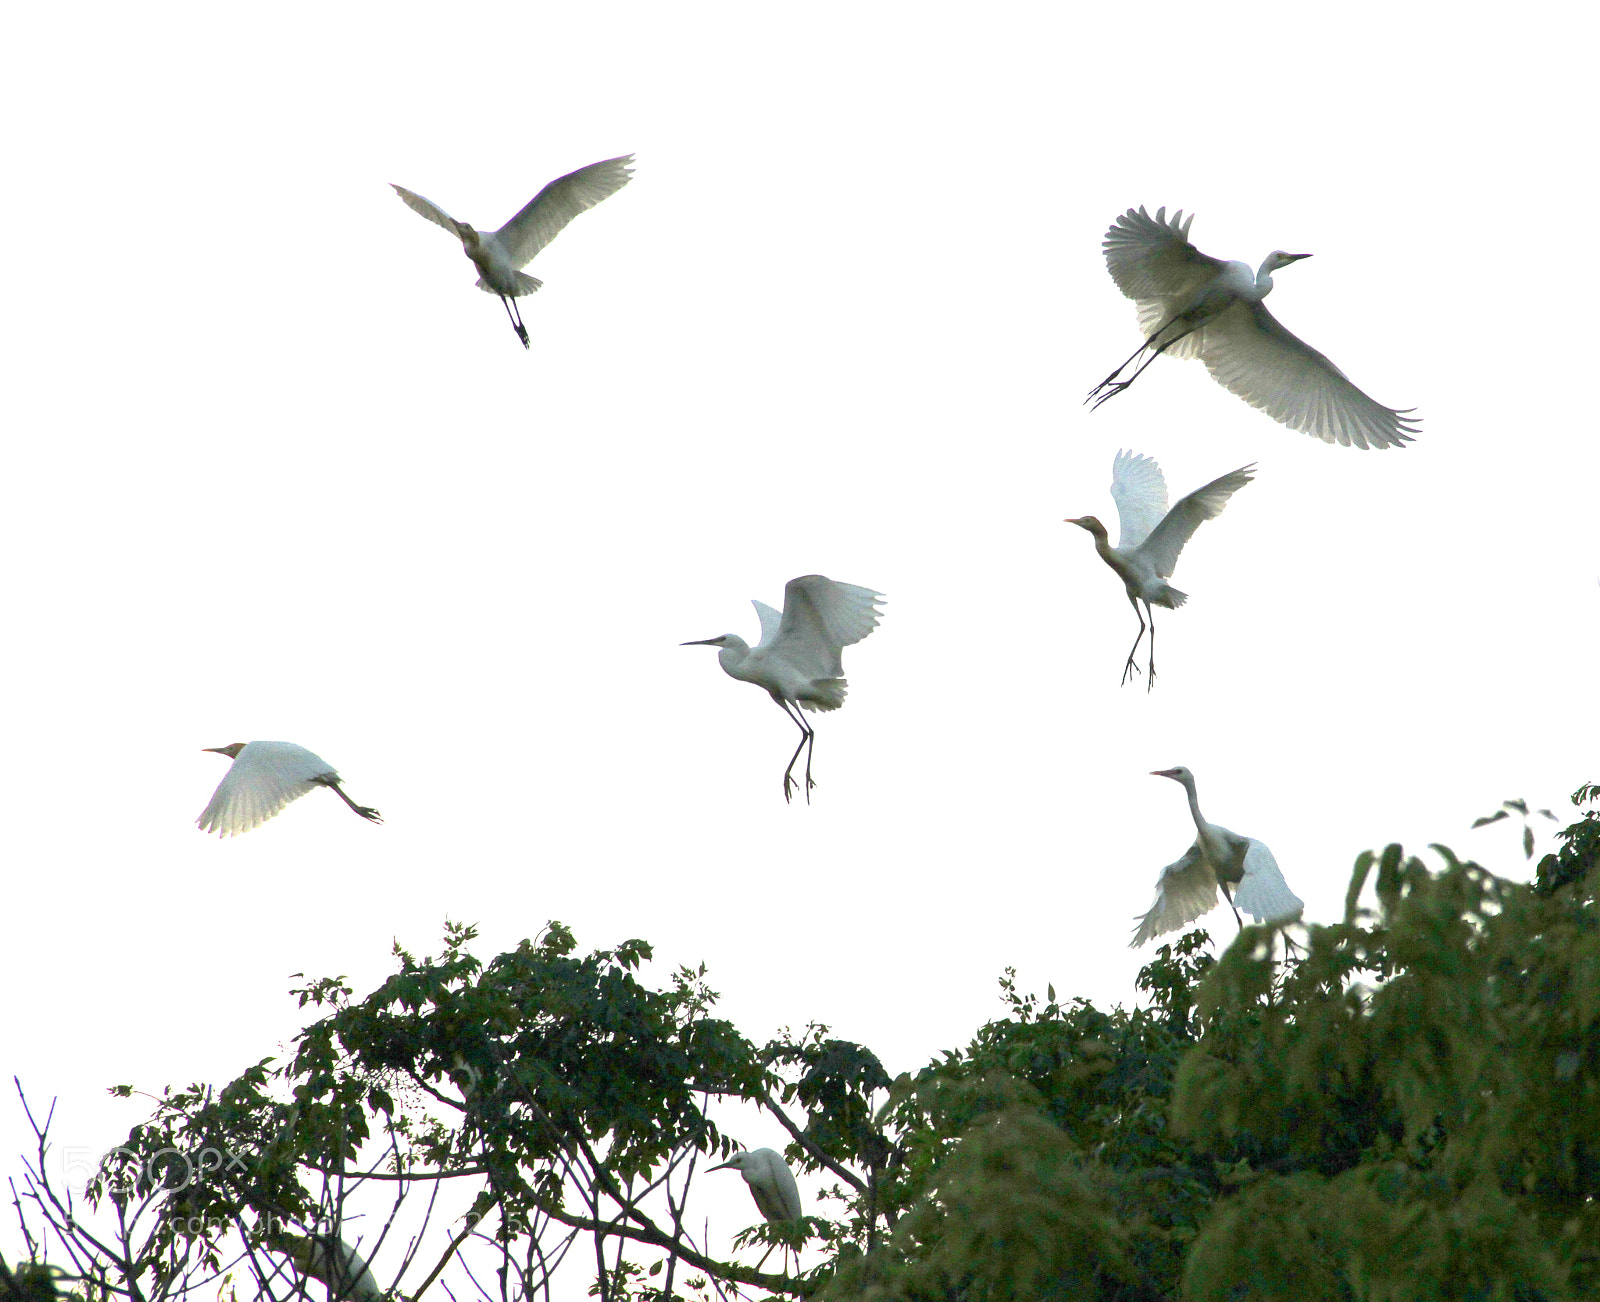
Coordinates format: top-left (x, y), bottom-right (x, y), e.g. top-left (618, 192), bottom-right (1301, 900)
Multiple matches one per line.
top-left (1066, 450), bottom-right (1253, 690)
top-left (684, 575), bottom-right (885, 803)
top-left (197, 740), bottom-right (382, 837)
top-left (1088, 206), bottom-right (1419, 449)
top-left (1133, 766), bottom-right (1303, 947)
top-left (392, 155), bottom-right (633, 348)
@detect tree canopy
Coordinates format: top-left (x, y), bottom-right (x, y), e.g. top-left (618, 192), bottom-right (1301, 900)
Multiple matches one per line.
top-left (9, 784), bottom-right (1598, 1300)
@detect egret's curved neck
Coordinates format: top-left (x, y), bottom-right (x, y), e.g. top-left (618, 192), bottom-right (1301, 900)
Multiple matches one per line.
top-left (1253, 258), bottom-right (1280, 296)
top-left (717, 635), bottom-right (753, 678)
top-left (1179, 775), bottom-right (1206, 832)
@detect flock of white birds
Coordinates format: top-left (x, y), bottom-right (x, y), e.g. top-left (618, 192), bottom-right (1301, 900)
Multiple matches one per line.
top-left (195, 175), bottom-right (1421, 960)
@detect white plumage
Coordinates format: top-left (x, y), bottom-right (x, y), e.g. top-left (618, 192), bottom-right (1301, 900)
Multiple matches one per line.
top-left (392, 154), bottom-right (634, 348)
top-left (196, 740), bottom-right (382, 838)
top-left (1066, 450), bottom-right (1253, 690)
top-left (710, 1148), bottom-right (803, 1223)
top-left (1132, 767), bottom-right (1303, 947)
top-left (1088, 206), bottom-right (1419, 449)
top-left (683, 575), bottom-right (884, 803)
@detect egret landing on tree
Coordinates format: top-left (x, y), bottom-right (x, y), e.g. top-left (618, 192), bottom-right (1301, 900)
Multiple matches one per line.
top-left (684, 574), bottom-right (884, 804)
top-left (1087, 206), bottom-right (1419, 449)
top-left (1066, 450), bottom-right (1253, 691)
top-left (197, 740), bottom-right (382, 837)
top-left (392, 154), bottom-right (633, 348)
top-left (1132, 766), bottom-right (1303, 947)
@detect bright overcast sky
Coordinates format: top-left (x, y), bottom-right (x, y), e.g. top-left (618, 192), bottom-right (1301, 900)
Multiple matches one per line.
top-left (3, 0), bottom-right (1594, 1287)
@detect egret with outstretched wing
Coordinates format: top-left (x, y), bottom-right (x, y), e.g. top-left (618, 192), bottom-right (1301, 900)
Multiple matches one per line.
top-left (1088, 206), bottom-right (1419, 449)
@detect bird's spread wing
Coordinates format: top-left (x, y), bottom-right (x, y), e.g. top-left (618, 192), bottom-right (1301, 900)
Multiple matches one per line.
top-left (495, 155), bottom-right (635, 268)
top-left (1136, 463), bottom-right (1255, 578)
top-left (1231, 839), bottom-right (1304, 925)
top-left (1196, 300), bottom-right (1419, 449)
top-left (1104, 206), bottom-right (1226, 356)
top-left (1130, 843), bottom-right (1218, 947)
top-left (391, 185), bottom-right (470, 241)
top-left (196, 741), bottom-right (333, 838)
top-left (751, 599), bottom-right (784, 649)
top-left (1108, 450), bottom-right (1169, 552)
top-left (774, 575), bottom-right (885, 677)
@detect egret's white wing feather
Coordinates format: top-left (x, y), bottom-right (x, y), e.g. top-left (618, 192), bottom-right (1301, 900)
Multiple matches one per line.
top-left (496, 155), bottom-right (635, 268)
top-left (1197, 301), bottom-right (1419, 450)
top-left (751, 600), bottom-right (784, 650)
top-left (773, 576), bottom-right (885, 680)
top-left (197, 741), bottom-right (334, 838)
top-left (1130, 844), bottom-right (1218, 947)
top-left (1104, 206), bottom-right (1224, 360)
top-left (391, 186), bottom-right (468, 241)
top-left (1136, 464), bottom-right (1255, 579)
top-left (749, 1149), bottom-right (802, 1222)
top-left (1232, 839), bottom-right (1304, 925)
top-left (1108, 450), bottom-right (1169, 552)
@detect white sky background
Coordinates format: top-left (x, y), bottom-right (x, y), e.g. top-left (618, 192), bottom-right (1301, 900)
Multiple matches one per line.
top-left (3, 0), bottom-right (1595, 1291)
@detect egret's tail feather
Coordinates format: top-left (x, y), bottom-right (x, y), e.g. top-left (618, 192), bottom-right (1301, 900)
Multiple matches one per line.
top-left (477, 271), bottom-right (543, 296)
top-left (1155, 585), bottom-right (1187, 610)
top-left (798, 678), bottom-right (848, 712)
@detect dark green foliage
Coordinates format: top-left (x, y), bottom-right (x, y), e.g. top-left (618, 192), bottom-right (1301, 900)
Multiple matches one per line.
top-left (16, 792), bottom-right (1600, 1300)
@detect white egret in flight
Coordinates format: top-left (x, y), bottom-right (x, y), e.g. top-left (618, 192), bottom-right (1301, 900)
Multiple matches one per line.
top-left (684, 575), bottom-right (884, 803)
top-left (197, 741), bottom-right (381, 837)
top-left (1088, 206), bottom-right (1419, 449)
top-left (391, 154), bottom-right (634, 348)
top-left (1133, 767), bottom-right (1303, 947)
top-left (1066, 450), bottom-right (1253, 690)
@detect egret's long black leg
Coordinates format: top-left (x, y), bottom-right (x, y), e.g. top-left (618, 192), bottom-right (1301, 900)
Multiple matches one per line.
top-left (1087, 320), bottom-right (1203, 409)
top-left (1219, 882), bottom-right (1243, 930)
top-left (316, 777), bottom-right (383, 824)
top-left (1086, 339), bottom-right (1152, 403)
top-left (1146, 602), bottom-right (1158, 692)
top-left (1121, 595), bottom-right (1148, 687)
top-left (777, 699), bottom-right (814, 804)
top-left (499, 295), bottom-right (530, 348)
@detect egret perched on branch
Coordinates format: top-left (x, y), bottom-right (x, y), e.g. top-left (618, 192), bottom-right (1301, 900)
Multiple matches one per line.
top-left (1066, 450), bottom-right (1253, 690)
top-left (683, 575), bottom-right (884, 803)
top-left (268, 1232), bottom-right (381, 1301)
top-left (197, 741), bottom-right (382, 837)
top-left (391, 154), bottom-right (634, 348)
top-left (1088, 206), bottom-right (1419, 449)
top-left (710, 1149), bottom-right (803, 1223)
top-left (1132, 767), bottom-right (1303, 947)
top-left (711, 1148), bottom-right (803, 1273)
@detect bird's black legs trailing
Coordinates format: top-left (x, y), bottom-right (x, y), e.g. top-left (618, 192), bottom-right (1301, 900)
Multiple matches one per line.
top-left (777, 700), bottom-right (817, 804)
top-left (1121, 596), bottom-right (1148, 687)
top-left (316, 777), bottom-right (384, 824)
top-left (499, 295), bottom-right (530, 348)
top-left (1086, 318), bottom-right (1200, 408)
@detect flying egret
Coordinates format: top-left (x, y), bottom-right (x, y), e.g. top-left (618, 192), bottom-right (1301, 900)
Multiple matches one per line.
top-left (683, 575), bottom-right (884, 803)
top-left (1066, 450), bottom-right (1253, 690)
top-left (1133, 766), bottom-right (1303, 947)
top-left (1087, 206), bottom-right (1420, 449)
top-left (196, 741), bottom-right (381, 837)
top-left (391, 154), bottom-right (634, 348)
top-left (711, 1148), bottom-right (802, 1273)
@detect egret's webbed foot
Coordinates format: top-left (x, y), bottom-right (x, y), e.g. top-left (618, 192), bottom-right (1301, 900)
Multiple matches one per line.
top-left (1120, 655), bottom-right (1143, 687)
top-left (355, 806), bottom-right (383, 824)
